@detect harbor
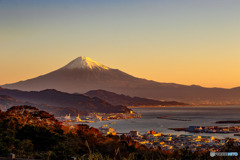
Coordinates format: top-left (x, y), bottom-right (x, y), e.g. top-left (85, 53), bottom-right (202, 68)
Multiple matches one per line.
top-left (169, 125), bottom-right (240, 134)
top-left (59, 111), bottom-right (141, 124)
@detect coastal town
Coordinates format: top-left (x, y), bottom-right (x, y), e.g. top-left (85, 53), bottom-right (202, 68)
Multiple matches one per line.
top-left (98, 126), bottom-right (240, 152)
top-left (60, 111), bottom-right (141, 123)
top-left (61, 111), bottom-right (240, 152)
top-left (170, 125), bottom-right (240, 134)
top-left (130, 130), bottom-right (240, 152)
top-left (60, 112), bottom-right (240, 152)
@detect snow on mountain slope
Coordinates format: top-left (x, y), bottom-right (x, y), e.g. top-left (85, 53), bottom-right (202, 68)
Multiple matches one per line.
top-left (62, 56), bottom-right (110, 70)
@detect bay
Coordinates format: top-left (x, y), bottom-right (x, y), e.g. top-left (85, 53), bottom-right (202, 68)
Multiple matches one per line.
top-left (83, 105), bottom-right (240, 139)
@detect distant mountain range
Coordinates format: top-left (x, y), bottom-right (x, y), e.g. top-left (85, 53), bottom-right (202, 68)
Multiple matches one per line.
top-left (2, 56), bottom-right (240, 105)
top-left (0, 86), bottom-right (187, 116)
top-left (85, 89), bottom-right (186, 106)
top-left (0, 95), bottom-right (19, 110)
top-left (0, 87), bottom-right (131, 115)
top-left (0, 95), bottom-right (84, 117)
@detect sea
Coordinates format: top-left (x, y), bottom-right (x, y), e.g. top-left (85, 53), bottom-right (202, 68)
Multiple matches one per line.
top-left (82, 105), bottom-right (240, 139)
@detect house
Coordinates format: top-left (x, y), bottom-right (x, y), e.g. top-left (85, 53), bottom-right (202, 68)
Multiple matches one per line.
top-left (129, 130), bottom-right (139, 137)
top-left (99, 125), bottom-right (116, 135)
top-left (188, 126), bottom-right (203, 132)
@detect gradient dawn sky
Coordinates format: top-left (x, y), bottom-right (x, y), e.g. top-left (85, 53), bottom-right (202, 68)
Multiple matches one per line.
top-left (0, 0), bottom-right (240, 88)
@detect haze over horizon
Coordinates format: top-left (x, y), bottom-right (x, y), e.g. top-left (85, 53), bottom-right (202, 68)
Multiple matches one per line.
top-left (1, 0), bottom-right (240, 89)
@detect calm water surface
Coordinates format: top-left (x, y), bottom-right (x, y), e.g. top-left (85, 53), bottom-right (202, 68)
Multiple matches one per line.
top-left (84, 105), bottom-right (240, 139)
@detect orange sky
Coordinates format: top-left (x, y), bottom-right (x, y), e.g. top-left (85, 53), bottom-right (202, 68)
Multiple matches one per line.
top-left (0, 0), bottom-right (240, 89)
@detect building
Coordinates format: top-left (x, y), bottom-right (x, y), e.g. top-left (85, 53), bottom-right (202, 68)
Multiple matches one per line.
top-left (129, 130), bottom-right (139, 137)
top-left (99, 125), bottom-right (117, 135)
top-left (188, 126), bottom-right (203, 132)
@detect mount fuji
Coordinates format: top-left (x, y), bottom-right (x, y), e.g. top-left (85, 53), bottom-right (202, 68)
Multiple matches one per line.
top-left (2, 56), bottom-right (240, 105)
top-left (3, 56), bottom-right (161, 93)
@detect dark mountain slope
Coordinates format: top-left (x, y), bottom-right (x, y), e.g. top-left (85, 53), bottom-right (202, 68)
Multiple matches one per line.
top-left (0, 87), bottom-right (131, 114)
top-left (86, 89), bottom-right (187, 106)
top-left (0, 94), bottom-right (84, 116)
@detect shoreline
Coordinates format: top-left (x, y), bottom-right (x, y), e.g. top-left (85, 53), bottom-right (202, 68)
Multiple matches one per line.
top-left (129, 104), bottom-right (240, 108)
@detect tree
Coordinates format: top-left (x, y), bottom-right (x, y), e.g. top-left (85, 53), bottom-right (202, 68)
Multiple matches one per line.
top-left (16, 125), bottom-right (61, 151)
top-left (5, 105), bottom-right (62, 133)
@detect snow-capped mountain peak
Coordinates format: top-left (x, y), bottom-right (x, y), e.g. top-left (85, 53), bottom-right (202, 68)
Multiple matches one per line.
top-left (62, 56), bottom-right (110, 70)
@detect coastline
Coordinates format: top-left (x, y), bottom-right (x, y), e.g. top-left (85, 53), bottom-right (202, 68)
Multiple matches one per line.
top-left (83, 105), bottom-right (240, 139)
top-left (128, 104), bottom-right (240, 108)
